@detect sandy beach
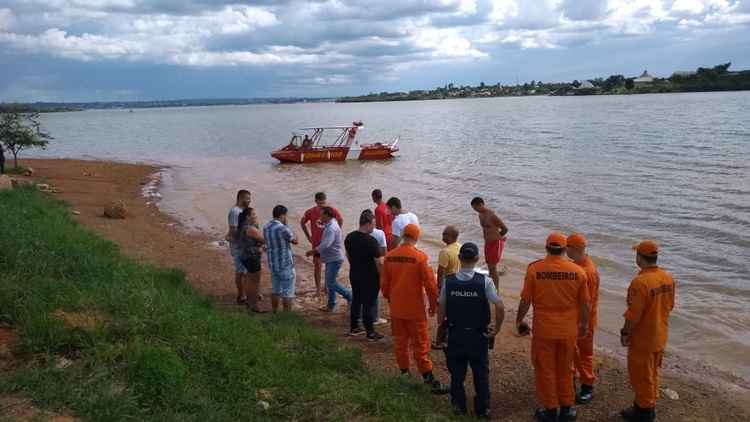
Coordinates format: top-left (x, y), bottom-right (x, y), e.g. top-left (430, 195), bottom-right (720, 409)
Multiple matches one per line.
top-left (11, 158), bottom-right (750, 421)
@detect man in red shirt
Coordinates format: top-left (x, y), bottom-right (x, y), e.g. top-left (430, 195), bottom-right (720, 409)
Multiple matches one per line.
top-left (372, 189), bottom-right (393, 249)
top-left (301, 192), bottom-right (343, 296)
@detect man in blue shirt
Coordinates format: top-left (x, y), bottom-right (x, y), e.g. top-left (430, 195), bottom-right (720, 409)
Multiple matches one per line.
top-left (263, 205), bottom-right (298, 313)
top-left (307, 206), bottom-right (351, 312)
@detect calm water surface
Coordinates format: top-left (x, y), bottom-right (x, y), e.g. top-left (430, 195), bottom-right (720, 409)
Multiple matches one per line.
top-left (37, 92), bottom-right (750, 380)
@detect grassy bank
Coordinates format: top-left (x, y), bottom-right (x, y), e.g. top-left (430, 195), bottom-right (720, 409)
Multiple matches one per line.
top-left (0, 187), bottom-right (451, 421)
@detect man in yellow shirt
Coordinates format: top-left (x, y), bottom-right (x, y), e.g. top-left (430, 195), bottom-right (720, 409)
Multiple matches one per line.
top-left (433, 225), bottom-right (460, 349)
top-left (438, 226), bottom-right (461, 289)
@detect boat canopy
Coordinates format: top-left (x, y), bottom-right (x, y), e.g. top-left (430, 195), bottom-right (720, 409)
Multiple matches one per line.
top-left (298, 126), bottom-right (363, 130)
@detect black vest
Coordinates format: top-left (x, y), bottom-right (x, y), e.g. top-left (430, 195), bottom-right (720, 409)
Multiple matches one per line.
top-left (445, 272), bottom-right (491, 329)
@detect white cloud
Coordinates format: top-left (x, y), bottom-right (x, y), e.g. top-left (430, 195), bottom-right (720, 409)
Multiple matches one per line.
top-left (501, 30), bottom-right (558, 49)
top-left (0, 0), bottom-right (748, 83)
top-left (672, 0), bottom-right (710, 14)
top-left (412, 27), bottom-right (488, 58)
top-left (124, 6), bottom-right (278, 36)
top-left (0, 28), bottom-right (146, 61)
top-left (169, 50), bottom-right (319, 67)
top-left (305, 74), bottom-right (354, 85)
top-left (0, 8), bottom-right (15, 31)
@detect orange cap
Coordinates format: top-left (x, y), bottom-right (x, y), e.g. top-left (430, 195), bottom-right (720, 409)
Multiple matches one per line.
top-left (546, 232), bottom-right (567, 248)
top-left (632, 240), bottom-right (659, 256)
top-left (567, 233), bottom-right (587, 248)
top-left (403, 224), bottom-right (421, 240)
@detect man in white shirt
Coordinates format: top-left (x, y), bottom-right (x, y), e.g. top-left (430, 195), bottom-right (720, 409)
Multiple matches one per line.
top-left (226, 189), bottom-right (251, 305)
top-left (386, 196), bottom-right (420, 250)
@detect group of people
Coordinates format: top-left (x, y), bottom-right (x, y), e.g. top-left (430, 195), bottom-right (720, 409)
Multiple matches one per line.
top-left (225, 189), bottom-right (675, 422)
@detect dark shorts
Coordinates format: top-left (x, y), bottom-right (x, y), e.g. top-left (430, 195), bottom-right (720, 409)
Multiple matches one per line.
top-left (240, 255), bottom-right (262, 274)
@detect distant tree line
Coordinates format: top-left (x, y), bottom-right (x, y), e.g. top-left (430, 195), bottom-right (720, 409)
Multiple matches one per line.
top-left (337, 62), bottom-right (750, 102)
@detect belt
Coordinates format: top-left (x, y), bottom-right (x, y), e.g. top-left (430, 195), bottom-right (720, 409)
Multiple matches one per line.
top-left (448, 326), bottom-right (488, 331)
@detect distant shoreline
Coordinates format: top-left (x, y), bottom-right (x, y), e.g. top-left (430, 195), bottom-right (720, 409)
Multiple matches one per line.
top-left (337, 86), bottom-right (750, 103)
top-left (0, 98), bottom-right (337, 113)
top-left (337, 63), bottom-right (750, 103)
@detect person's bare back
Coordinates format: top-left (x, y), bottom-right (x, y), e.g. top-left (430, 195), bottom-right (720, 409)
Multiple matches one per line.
top-left (478, 209), bottom-right (507, 242)
top-left (471, 197), bottom-right (509, 287)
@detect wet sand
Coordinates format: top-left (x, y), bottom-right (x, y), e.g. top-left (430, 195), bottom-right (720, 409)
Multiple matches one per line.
top-left (12, 158), bottom-right (750, 421)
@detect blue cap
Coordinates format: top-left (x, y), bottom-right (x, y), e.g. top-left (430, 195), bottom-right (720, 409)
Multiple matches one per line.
top-left (459, 242), bottom-right (480, 260)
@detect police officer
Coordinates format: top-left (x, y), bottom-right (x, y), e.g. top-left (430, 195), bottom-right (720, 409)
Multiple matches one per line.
top-left (439, 242), bottom-right (505, 418)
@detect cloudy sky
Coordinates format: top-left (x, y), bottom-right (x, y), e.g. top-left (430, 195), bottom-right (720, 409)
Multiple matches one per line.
top-left (1, 0), bottom-right (749, 101)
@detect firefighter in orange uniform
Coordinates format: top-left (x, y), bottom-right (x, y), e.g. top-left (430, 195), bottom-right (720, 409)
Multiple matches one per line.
top-left (516, 232), bottom-right (590, 422)
top-left (620, 240), bottom-right (675, 422)
top-left (566, 233), bottom-right (600, 404)
top-left (381, 224), bottom-right (449, 394)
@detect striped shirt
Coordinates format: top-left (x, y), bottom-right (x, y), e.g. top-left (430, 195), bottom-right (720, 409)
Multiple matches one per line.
top-left (263, 219), bottom-right (295, 273)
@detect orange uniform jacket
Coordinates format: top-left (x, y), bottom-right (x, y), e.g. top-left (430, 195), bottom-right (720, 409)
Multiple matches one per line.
top-left (624, 267), bottom-right (675, 353)
top-left (522, 256), bottom-right (591, 338)
top-left (576, 256), bottom-right (600, 331)
top-left (381, 244), bottom-right (437, 320)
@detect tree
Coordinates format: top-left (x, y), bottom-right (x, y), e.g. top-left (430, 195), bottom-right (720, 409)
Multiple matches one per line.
top-left (625, 78), bottom-right (635, 90)
top-left (603, 74), bottom-right (626, 91)
top-left (572, 80), bottom-right (581, 88)
top-left (0, 110), bottom-right (52, 168)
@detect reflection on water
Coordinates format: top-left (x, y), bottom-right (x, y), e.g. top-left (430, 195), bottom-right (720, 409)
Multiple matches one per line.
top-left (38, 92), bottom-right (750, 379)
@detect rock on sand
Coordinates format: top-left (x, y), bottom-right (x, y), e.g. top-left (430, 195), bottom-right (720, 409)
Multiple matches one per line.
top-left (104, 200), bottom-right (128, 219)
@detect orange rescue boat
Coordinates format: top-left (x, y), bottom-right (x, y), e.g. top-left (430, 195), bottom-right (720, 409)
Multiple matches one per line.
top-left (271, 121), bottom-right (399, 163)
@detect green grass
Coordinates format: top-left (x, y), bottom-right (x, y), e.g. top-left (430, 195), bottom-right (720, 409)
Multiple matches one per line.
top-left (3, 165), bottom-right (29, 175)
top-left (0, 187), bottom-right (453, 421)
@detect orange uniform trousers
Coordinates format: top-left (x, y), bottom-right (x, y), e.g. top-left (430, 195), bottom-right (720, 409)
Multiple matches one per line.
top-left (574, 331), bottom-right (596, 386)
top-left (391, 318), bottom-right (432, 374)
top-left (628, 349), bottom-right (663, 409)
top-left (532, 336), bottom-right (576, 409)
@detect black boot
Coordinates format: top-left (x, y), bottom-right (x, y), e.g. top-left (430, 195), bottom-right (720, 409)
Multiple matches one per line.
top-left (559, 406), bottom-right (577, 421)
top-left (534, 408), bottom-right (558, 422)
top-left (422, 371), bottom-right (450, 395)
top-left (576, 384), bottom-right (594, 404)
top-left (640, 407), bottom-right (656, 422)
top-left (621, 404), bottom-right (656, 422)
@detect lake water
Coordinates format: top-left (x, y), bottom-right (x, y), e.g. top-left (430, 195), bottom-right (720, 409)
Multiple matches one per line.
top-left (36, 92), bottom-right (750, 381)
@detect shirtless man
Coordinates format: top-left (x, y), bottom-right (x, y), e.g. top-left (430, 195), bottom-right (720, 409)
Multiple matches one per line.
top-left (471, 197), bottom-right (508, 289)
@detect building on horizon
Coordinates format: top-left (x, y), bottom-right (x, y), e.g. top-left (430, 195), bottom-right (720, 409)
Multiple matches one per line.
top-left (634, 70), bottom-right (655, 86)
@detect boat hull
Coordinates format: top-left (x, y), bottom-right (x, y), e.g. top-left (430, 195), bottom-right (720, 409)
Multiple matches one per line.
top-left (358, 144), bottom-right (399, 160)
top-left (271, 145), bottom-right (397, 163)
